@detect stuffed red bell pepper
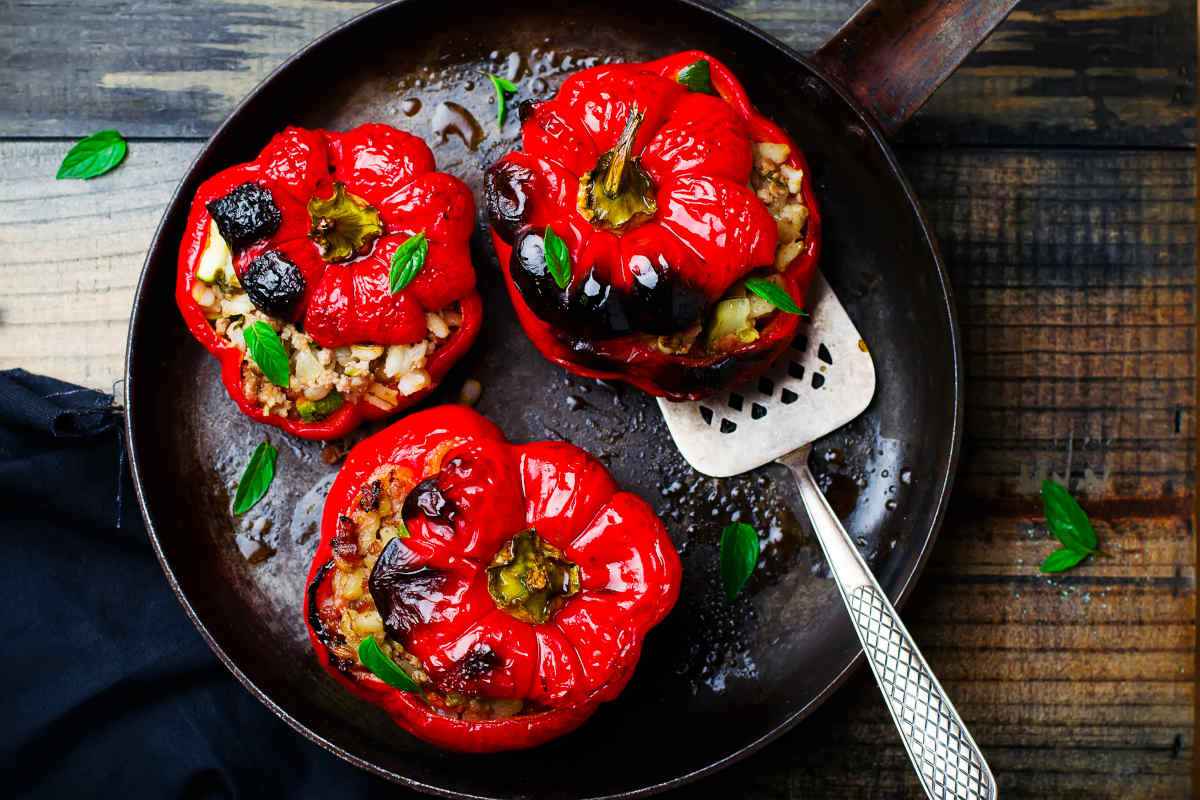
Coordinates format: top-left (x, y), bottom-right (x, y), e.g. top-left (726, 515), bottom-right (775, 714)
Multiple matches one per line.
top-left (177, 124), bottom-right (482, 439)
top-left (484, 50), bottom-right (821, 400)
top-left (304, 406), bottom-right (680, 751)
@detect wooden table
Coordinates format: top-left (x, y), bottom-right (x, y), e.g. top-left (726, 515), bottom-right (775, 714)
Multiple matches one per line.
top-left (1, 1), bottom-right (1194, 796)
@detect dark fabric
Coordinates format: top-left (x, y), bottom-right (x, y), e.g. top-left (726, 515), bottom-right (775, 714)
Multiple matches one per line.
top-left (0, 369), bottom-right (399, 799)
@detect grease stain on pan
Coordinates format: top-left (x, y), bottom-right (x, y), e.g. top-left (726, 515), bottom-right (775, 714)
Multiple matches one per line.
top-left (315, 46), bottom-right (621, 177)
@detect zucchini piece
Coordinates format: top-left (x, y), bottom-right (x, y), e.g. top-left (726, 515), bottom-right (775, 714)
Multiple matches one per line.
top-left (195, 221), bottom-right (240, 287)
top-left (296, 391), bottom-right (345, 422)
top-left (705, 297), bottom-right (759, 351)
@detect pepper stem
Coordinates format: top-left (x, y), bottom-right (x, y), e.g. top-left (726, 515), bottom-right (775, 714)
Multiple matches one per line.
top-left (486, 529), bottom-right (580, 624)
top-left (307, 182), bottom-right (384, 263)
top-left (602, 106), bottom-right (644, 198)
top-left (576, 104), bottom-right (657, 232)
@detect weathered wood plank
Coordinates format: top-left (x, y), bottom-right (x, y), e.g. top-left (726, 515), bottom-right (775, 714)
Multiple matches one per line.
top-left (692, 560), bottom-right (1194, 798)
top-left (0, 0), bottom-right (1193, 146)
top-left (902, 0), bottom-right (1198, 147)
top-left (0, 140), bottom-right (201, 389)
top-left (901, 147), bottom-right (1196, 501)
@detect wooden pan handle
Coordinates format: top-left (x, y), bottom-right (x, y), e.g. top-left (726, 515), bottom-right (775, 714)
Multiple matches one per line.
top-left (811, 0), bottom-right (1020, 136)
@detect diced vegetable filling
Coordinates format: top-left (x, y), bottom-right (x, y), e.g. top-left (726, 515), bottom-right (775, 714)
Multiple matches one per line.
top-left (191, 224), bottom-right (461, 421)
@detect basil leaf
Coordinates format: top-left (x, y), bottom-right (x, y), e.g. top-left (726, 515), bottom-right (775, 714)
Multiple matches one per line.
top-left (1040, 547), bottom-right (1087, 574)
top-left (243, 320), bottom-right (291, 388)
top-left (486, 72), bottom-right (519, 127)
top-left (1041, 479), bottom-right (1098, 553)
top-left (388, 231), bottom-right (429, 293)
top-left (745, 277), bottom-right (806, 315)
top-left (677, 59), bottom-right (716, 95)
top-left (358, 636), bottom-right (422, 693)
top-left (56, 129), bottom-right (128, 180)
top-left (543, 226), bottom-right (571, 289)
top-left (233, 440), bottom-right (277, 515)
top-left (719, 522), bottom-right (760, 600)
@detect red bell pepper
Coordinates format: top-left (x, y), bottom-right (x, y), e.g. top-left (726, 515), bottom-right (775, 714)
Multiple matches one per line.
top-left (177, 124), bottom-right (482, 440)
top-left (304, 406), bottom-right (680, 751)
top-left (484, 50), bottom-right (821, 400)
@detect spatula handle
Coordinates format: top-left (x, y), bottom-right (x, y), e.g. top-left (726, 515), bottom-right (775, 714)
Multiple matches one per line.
top-left (780, 450), bottom-right (997, 800)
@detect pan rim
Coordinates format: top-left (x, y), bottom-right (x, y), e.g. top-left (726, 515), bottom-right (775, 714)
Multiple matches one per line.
top-left (122, 0), bottom-right (964, 796)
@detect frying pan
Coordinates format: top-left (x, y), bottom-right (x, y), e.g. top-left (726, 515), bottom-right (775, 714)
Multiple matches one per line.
top-left (125, 0), bottom-right (1015, 796)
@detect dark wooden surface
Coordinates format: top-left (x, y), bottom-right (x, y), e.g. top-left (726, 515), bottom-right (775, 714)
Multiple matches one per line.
top-left (0, 1), bottom-right (1194, 797)
top-left (812, 0), bottom-right (1023, 135)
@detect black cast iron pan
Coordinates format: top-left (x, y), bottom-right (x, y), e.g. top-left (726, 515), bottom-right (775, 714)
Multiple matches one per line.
top-left (125, 0), bottom-right (1015, 796)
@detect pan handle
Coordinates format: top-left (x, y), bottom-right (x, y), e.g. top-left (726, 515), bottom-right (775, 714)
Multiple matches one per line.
top-left (811, 0), bottom-right (1020, 136)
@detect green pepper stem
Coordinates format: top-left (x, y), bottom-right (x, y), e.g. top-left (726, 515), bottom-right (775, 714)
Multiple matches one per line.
top-left (486, 529), bottom-right (580, 624)
top-left (602, 106), bottom-right (644, 198)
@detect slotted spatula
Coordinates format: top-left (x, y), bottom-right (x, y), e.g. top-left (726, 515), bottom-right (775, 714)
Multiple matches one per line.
top-left (658, 273), bottom-right (996, 800)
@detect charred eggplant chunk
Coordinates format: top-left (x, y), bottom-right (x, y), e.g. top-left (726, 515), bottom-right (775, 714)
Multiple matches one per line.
top-left (368, 538), bottom-right (447, 639)
top-left (624, 255), bottom-right (707, 335)
top-left (484, 160), bottom-right (536, 245)
top-left (242, 249), bottom-right (306, 318)
top-left (509, 226), bottom-right (571, 329)
top-left (205, 182), bottom-right (281, 249)
top-left (401, 476), bottom-right (458, 538)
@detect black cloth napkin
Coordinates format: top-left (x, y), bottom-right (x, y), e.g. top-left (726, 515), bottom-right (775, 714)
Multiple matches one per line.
top-left (0, 369), bottom-right (401, 799)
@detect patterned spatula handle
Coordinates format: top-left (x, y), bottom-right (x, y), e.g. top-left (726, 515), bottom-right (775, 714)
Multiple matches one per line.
top-left (781, 449), bottom-right (997, 800)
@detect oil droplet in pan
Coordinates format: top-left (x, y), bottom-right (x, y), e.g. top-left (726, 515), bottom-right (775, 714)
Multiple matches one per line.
top-left (502, 50), bottom-right (523, 80)
top-left (400, 98), bottom-right (422, 117)
top-left (431, 101), bottom-right (483, 150)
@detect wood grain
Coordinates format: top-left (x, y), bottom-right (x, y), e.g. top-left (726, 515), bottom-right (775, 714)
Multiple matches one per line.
top-left (0, 141), bottom-right (200, 390)
top-left (903, 0), bottom-right (1197, 147)
top-left (904, 148), bottom-right (1196, 501)
top-left (690, 538), bottom-right (1195, 798)
top-left (0, 0), bottom-right (1193, 146)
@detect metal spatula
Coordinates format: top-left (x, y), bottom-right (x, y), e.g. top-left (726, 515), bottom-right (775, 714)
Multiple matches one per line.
top-left (658, 273), bottom-right (996, 800)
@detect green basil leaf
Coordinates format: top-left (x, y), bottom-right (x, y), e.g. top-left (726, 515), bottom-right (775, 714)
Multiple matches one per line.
top-left (486, 72), bottom-right (519, 127)
top-left (233, 440), bottom-right (277, 515)
top-left (719, 522), bottom-right (760, 600)
top-left (56, 129), bottom-right (128, 180)
top-left (358, 636), bottom-right (422, 693)
top-left (388, 231), bottom-right (429, 293)
top-left (1040, 546), bottom-right (1088, 574)
top-left (543, 226), bottom-right (572, 289)
top-left (1041, 479), bottom-right (1098, 553)
top-left (243, 320), bottom-right (290, 388)
top-left (677, 59), bottom-right (716, 95)
top-left (745, 277), bottom-right (806, 315)
top-left (488, 73), bottom-right (518, 94)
